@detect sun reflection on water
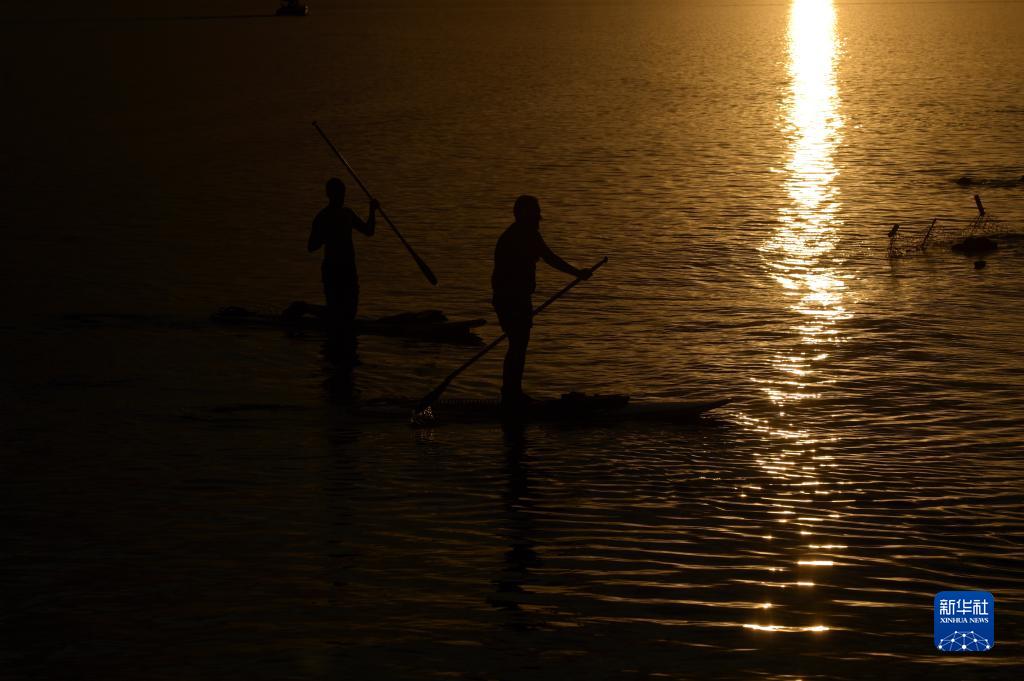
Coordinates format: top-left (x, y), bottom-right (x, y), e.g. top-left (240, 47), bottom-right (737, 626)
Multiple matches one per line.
top-left (758, 0), bottom-right (847, 409)
top-left (746, 0), bottom-right (846, 636)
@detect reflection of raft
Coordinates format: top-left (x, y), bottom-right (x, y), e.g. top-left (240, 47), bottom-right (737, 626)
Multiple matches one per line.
top-left (275, 2), bottom-right (308, 16)
top-left (358, 392), bottom-right (732, 425)
top-left (212, 303), bottom-right (485, 344)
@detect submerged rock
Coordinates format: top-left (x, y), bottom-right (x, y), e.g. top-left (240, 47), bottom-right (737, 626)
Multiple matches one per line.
top-left (951, 236), bottom-right (998, 255)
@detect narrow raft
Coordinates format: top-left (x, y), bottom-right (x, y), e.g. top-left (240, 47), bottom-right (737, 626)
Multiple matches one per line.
top-left (357, 393), bottom-right (731, 425)
top-left (275, 2), bottom-right (308, 16)
top-left (212, 303), bottom-right (486, 345)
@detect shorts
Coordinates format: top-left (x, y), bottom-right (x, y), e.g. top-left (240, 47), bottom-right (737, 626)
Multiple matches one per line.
top-left (492, 294), bottom-right (533, 335)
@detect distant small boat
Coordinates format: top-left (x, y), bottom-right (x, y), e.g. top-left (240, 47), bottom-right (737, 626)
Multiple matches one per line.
top-left (275, 1), bottom-right (308, 16)
top-left (955, 175), bottom-right (1024, 188)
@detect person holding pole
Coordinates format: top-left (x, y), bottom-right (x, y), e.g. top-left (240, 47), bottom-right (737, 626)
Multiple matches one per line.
top-left (492, 195), bottom-right (594, 407)
top-left (308, 177), bottom-right (379, 331)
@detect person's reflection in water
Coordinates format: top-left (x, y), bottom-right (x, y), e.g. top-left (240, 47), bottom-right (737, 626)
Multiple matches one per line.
top-left (488, 422), bottom-right (542, 630)
top-left (321, 339), bottom-right (358, 401)
top-left (321, 329), bottom-right (362, 402)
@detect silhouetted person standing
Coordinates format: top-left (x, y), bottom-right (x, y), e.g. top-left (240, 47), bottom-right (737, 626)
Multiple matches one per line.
top-left (308, 178), bottom-right (378, 331)
top-left (492, 195), bottom-right (592, 406)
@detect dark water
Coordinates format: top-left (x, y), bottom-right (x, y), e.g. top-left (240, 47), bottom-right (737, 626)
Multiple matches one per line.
top-left (3, 1), bottom-right (1024, 679)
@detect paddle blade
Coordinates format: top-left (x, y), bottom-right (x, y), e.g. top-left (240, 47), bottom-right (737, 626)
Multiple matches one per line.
top-left (412, 250), bottom-right (439, 286)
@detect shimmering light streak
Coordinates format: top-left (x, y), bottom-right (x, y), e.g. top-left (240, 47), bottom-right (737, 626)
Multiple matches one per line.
top-left (760, 0), bottom-right (846, 407)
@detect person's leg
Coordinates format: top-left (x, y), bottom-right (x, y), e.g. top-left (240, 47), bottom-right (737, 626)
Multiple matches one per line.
top-left (345, 285), bottom-right (359, 328)
top-left (502, 325), bottom-right (531, 402)
top-left (324, 267), bottom-right (353, 326)
top-left (495, 295), bottom-right (533, 404)
top-left (322, 266), bottom-right (336, 312)
top-left (322, 269), bottom-right (358, 362)
top-left (331, 283), bottom-right (359, 362)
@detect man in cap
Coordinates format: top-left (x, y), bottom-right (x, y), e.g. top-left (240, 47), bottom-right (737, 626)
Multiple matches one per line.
top-left (491, 195), bottom-right (593, 407)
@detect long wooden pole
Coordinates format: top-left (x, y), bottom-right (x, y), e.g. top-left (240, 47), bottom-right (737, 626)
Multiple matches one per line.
top-left (312, 121), bottom-right (438, 286)
top-left (414, 257), bottom-right (608, 414)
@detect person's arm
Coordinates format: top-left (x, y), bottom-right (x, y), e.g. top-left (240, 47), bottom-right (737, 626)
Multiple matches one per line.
top-left (354, 200), bottom-right (379, 237)
top-left (540, 236), bottom-right (592, 279)
top-left (308, 213), bottom-right (325, 252)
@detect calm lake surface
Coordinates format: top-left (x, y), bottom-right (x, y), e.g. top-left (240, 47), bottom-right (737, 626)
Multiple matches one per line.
top-left (3, 1), bottom-right (1023, 678)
